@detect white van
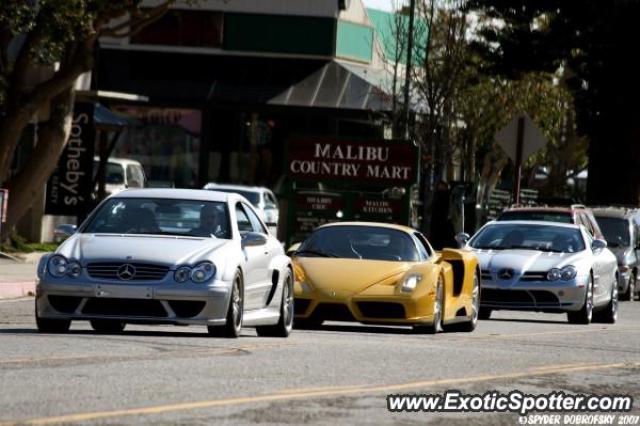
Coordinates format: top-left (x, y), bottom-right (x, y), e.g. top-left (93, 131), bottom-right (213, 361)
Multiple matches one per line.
top-left (93, 157), bottom-right (146, 195)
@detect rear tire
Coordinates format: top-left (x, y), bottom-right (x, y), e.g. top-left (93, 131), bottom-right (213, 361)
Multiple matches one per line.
top-left (90, 319), bottom-right (126, 333)
top-left (568, 275), bottom-right (594, 324)
top-left (620, 273), bottom-right (635, 301)
top-left (594, 278), bottom-right (618, 324)
top-left (256, 269), bottom-right (294, 337)
top-left (208, 271), bottom-right (243, 338)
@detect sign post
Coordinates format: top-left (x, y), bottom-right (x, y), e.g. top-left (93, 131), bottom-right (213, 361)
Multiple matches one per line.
top-left (496, 114), bottom-right (547, 205)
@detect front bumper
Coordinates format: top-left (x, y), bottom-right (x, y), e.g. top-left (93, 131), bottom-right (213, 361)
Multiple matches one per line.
top-left (479, 275), bottom-right (588, 312)
top-left (617, 268), bottom-right (632, 292)
top-left (36, 277), bottom-right (232, 326)
top-left (293, 282), bottom-right (437, 325)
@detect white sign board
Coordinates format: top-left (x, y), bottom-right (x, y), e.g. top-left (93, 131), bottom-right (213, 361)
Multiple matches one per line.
top-left (496, 114), bottom-right (548, 162)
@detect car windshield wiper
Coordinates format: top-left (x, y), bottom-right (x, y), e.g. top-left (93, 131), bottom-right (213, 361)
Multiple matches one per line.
top-left (606, 242), bottom-right (620, 247)
top-left (535, 246), bottom-right (564, 253)
top-left (294, 249), bottom-right (339, 258)
top-left (472, 245), bottom-right (505, 250)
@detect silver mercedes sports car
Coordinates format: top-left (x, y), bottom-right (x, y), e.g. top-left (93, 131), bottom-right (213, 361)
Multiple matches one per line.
top-left (35, 189), bottom-right (293, 338)
top-left (458, 221), bottom-right (618, 324)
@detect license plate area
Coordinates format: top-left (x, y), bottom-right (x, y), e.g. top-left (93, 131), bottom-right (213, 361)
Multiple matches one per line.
top-left (95, 284), bottom-right (153, 299)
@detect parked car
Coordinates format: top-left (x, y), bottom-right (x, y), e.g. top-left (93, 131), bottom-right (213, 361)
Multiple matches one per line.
top-left (592, 207), bottom-right (640, 301)
top-left (93, 157), bottom-right (146, 195)
top-left (458, 220), bottom-right (618, 324)
top-left (497, 205), bottom-right (604, 239)
top-left (292, 222), bottom-right (481, 333)
top-left (35, 188), bottom-right (293, 338)
top-left (203, 183), bottom-right (279, 230)
top-left (52, 224), bottom-right (77, 243)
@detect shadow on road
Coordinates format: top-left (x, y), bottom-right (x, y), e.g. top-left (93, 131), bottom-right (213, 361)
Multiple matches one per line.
top-left (483, 317), bottom-right (570, 325)
top-left (298, 323), bottom-right (417, 335)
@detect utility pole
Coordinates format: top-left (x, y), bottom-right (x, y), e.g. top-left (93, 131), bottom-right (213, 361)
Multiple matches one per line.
top-left (402, 0), bottom-right (416, 140)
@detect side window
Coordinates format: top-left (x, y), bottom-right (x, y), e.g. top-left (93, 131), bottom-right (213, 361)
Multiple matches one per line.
top-left (413, 232), bottom-right (433, 260)
top-left (235, 204), bottom-right (253, 234)
top-left (265, 192), bottom-right (277, 208)
top-left (243, 203), bottom-right (267, 234)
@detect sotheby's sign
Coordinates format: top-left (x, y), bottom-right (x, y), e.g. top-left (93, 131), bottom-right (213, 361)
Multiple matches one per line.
top-left (287, 139), bottom-right (418, 184)
top-left (45, 102), bottom-right (95, 218)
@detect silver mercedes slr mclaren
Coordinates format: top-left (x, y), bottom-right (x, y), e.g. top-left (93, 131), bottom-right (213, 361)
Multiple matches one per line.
top-left (458, 221), bottom-right (619, 324)
top-left (35, 189), bottom-right (293, 338)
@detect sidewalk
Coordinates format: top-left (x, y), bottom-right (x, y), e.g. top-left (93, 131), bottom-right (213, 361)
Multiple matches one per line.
top-left (0, 253), bottom-right (43, 299)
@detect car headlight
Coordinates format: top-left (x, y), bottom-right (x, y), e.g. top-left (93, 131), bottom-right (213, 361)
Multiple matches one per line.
top-left (174, 266), bottom-right (191, 283)
top-left (67, 260), bottom-right (82, 279)
top-left (560, 265), bottom-right (577, 280)
top-left (547, 268), bottom-right (561, 281)
top-left (401, 274), bottom-right (422, 293)
top-left (190, 262), bottom-right (216, 283)
top-left (47, 255), bottom-right (82, 278)
top-left (548, 266), bottom-right (577, 281)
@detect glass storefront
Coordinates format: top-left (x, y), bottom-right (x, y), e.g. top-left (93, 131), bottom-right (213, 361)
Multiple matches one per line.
top-left (111, 106), bottom-right (202, 188)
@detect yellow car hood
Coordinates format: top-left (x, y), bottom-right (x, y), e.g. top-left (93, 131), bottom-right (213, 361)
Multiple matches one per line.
top-left (295, 257), bottom-right (413, 294)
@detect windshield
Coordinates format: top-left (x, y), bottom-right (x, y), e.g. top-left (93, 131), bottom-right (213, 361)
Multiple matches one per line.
top-left (83, 198), bottom-right (231, 239)
top-left (297, 225), bottom-right (419, 261)
top-left (498, 211), bottom-right (573, 223)
top-left (595, 217), bottom-right (630, 247)
top-left (209, 188), bottom-right (260, 206)
top-left (469, 223), bottom-right (585, 253)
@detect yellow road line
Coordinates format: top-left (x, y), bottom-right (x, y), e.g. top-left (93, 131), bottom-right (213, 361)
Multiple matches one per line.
top-left (3, 361), bottom-right (639, 426)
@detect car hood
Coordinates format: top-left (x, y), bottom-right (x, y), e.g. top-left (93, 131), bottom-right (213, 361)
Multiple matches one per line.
top-left (294, 257), bottom-right (412, 294)
top-left (58, 233), bottom-right (233, 267)
top-left (473, 249), bottom-right (582, 274)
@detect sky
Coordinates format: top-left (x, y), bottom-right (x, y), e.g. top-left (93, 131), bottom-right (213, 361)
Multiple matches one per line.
top-left (362, 0), bottom-right (397, 11)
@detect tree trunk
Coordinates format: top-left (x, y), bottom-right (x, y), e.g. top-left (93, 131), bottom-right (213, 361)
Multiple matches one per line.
top-left (1, 88), bottom-right (75, 241)
top-left (0, 111), bottom-right (32, 184)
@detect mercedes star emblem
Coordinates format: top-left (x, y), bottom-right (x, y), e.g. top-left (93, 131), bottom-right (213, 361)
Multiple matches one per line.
top-left (498, 268), bottom-right (514, 280)
top-left (117, 264), bottom-right (136, 281)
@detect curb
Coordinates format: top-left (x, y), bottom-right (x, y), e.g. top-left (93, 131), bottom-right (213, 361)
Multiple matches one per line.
top-left (0, 282), bottom-right (36, 299)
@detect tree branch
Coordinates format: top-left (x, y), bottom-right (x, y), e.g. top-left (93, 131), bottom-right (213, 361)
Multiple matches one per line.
top-left (100, 1), bottom-right (175, 38)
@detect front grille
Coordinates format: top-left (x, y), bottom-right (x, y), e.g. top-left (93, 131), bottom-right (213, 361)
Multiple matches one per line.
top-left (520, 271), bottom-right (548, 282)
top-left (294, 298), bottom-right (311, 316)
top-left (48, 295), bottom-right (82, 314)
top-left (529, 291), bottom-right (561, 306)
top-left (87, 263), bottom-right (169, 281)
top-left (310, 303), bottom-right (355, 322)
top-left (480, 270), bottom-right (492, 281)
top-left (482, 289), bottom-right (534, 305)
top-left (481, 289), bottom-right (561, 307)
top-left (82, 298), bottom-right (167, 317)
top-left (168, 301), bottom-right (206, 318)
top-left (357, 302), bottom-right (406, 319)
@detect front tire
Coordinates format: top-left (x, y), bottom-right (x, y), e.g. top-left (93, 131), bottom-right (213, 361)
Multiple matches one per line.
top-left (568, 275), bottom-right (594, 324)
top-left (208, 271), bottom-right (243, 338)
top-left (414, 277), bottom-right (444, 334)
top-left (35, 301), bottom-right (71, 333)
top-left (256, 269), bottom-right (294, 337)
top-left (90, 319), bottom-right (126, 333)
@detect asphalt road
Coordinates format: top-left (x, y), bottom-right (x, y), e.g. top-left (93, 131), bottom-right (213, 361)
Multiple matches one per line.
top-left (0, 297), bottom-right (639, 426)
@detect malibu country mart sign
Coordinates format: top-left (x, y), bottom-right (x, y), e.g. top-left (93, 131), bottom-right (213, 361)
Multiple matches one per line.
top-left (287, 139), bottom-right (418, 184)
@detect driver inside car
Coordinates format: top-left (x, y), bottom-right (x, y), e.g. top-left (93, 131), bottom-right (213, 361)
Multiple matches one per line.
top-left (190, 205), bottom-right (225, 238)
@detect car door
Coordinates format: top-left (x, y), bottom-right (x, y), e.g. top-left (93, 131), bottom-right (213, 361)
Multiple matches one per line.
top-left (237, 202), bottom-right (272, 311)
top-left (586, 229), bottom-right (609, 304)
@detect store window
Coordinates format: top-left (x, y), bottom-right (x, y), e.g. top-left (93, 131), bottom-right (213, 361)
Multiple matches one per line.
top-left (112, 106), bottom-right (202, 189)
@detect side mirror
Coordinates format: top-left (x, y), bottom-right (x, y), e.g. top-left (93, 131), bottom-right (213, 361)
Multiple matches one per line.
top-left (592, 239), bottom-right (607, 253)
top-left (241, 232), bottom-right (267, 248)
top-left (286, 242), bottom-right (301, 256)
top-left (455, 232), bottom-right (471, 248)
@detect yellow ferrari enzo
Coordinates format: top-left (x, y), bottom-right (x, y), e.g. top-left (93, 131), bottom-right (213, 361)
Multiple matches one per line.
top-left (292, 222), bottom-right (480, 333)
